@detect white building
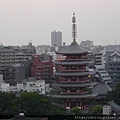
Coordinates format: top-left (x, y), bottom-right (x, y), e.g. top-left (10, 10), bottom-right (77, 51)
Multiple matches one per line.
top-left (48, 51), bottom-right (57, 61)
top-left (25, 80), bottom-right (45, 94)
top-left (0, 83), bottom-right (10, 92)
top-left (0, 79), bottom-right (46, 95)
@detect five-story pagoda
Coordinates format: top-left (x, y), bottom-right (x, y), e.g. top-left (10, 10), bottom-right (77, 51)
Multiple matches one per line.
top-left (52, 13), bottom-right (97, 110)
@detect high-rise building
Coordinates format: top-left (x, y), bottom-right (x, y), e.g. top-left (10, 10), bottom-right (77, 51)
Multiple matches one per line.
top-left (51, 31), bottom-right (62, 47)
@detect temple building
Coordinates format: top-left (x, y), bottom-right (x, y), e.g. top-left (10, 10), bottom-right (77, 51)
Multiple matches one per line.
top-left (52, 13), bottom-right (97, 110)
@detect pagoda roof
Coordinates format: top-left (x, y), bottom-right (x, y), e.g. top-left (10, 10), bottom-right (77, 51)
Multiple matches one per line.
top-left (92, 83), bottom-right (112, 95)
top-left (50, 93), bottom-right (98, 99)
top-left (52, 82), bottom-right (97, 87)
top-left (108, 101), bottom-right (120, 111)
top-left (56, 42), bottom-right (92, 54)
top-left (54, 71), bottom-right (94, 76)
top-left (55, 61), bottom-right (88, 65)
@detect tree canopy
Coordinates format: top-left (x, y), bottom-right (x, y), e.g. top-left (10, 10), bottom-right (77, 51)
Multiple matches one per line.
top-left (0, 92), bottom-right (66, 115)
top-left (69, 106), bottom-right (82, 115)
top-left (89, 105), bottom-right (102, 115)
top-left (107, 83), bottom-right (120, 105)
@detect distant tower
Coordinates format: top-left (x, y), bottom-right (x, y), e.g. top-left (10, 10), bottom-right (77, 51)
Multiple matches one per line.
top-left (51, 31), bottom-right (62, 47)
top-left (72, 12), bottom-right (77, 42)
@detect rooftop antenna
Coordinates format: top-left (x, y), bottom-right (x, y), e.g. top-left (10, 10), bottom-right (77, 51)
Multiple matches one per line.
top-left (115, 39), bottom-right (116, 45)
top-left (115, 39), bottom-right (118, 51)
top-left (100, 38), bottom-right (106, 46)
top-left (72, 12), bottom-right (77, 43)
top-left (29, 39), bottom-right (32, 43)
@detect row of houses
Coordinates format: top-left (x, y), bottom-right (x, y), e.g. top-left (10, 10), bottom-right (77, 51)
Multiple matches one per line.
top-left (0, 77), bottom-right (51, 94)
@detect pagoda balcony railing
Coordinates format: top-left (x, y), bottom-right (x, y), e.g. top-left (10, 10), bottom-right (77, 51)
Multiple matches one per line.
top-left (62, 68), bottom-right (86, 72)
top-left (65, 58), bottom-right (87, 61)
top-left (66, 56), bottom-right (88, 59)
top-left (60, 80), bottom-right (89, 83)
top-left (60, 91), bottom-right (89, 95)
top-left (58, 77), bottom-right (89, 81)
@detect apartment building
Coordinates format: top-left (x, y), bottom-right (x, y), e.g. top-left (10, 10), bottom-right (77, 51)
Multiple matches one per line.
top-left (31, 55), bottom-right (53, 83)
top-left (0, 43), bottom-right (35, 79)
top-left (106, 51), bottom-right (120, 82)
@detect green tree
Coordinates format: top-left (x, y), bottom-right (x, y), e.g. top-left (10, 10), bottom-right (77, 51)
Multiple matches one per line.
top-left (69, 106), bottom-right (82, 115)
top-left (18, 92), bottom-right (51, 115)
top-left (0, 92), bottom-right (16, 115)
top-left (0, 92), bottom-right (66, 115)
top-left (89, 105), bottom-right (102, 115)
top-left (18, 92), bottom-right (66, 115)
top-left (107, 83), bottom-right (120, 105)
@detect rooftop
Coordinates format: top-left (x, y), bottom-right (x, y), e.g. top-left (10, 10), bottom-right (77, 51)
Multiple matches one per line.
top-left (108, 101), bottom-right (120, 111)
top-left (56, 42), bottom-right (92, 54)
top-left (50, 93), bottom-right (98, 98)
top-left (55, 61), bottom-right (88, 65)
top-left (53, 82), bottom-right (97, 87)
top-left (54, 71), bottom-right (94, 76)
top-left (92, 83), bottom-right (112, 95)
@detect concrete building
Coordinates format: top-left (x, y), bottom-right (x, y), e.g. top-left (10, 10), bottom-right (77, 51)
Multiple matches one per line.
top-left (35, 45), bottom-right (51, 54)
top-left (48, 51), bottom-right (57, 61)
top-left (80, 40), bottom-right (93, 47)
top-left (0, 43), bottom-right (35, 79)
top-left (51, 31), bottom-right (62, 47)
top-left (31, 55), bottom-right (53, 83)
top-left (95, 65), bottom-right (112, 83)
top-left (94, 52), bottom-right (103, 65)
top-left (25, 79), bottom-right (45, 94)
top-left (106, 45), bottom-right (120, 52)
top-left (5, 63), bottom-right (25, 85)
top-left (105, 51), bottom-right (120, 82)
top-left (0, 79), bottom-right (46, 95)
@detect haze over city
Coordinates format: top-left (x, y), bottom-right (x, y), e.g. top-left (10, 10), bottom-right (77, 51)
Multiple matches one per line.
top-left (0, 0), bottom-right (120, 46)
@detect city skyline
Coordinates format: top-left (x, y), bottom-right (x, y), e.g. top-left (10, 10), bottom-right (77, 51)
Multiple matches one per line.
top-left (0, 0), bottom-right (120, 46)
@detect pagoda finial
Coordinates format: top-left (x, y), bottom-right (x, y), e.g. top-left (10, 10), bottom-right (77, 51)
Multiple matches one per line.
top-left (72, 12), bottom-right (77, 42)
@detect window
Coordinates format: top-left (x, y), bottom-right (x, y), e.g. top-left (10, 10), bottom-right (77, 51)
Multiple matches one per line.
top-left (71, 88), bottom-right (76, 90)
top-left (71, 99), bottom-right (76, 102)
top-left (66, 102), bottom-right (69, 107)
top-left (78, 102), bottom-right (80, 107)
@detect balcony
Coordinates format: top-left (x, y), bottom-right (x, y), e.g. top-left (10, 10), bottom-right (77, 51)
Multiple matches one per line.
top-left (62, 68), bottom-right (86, 72)
top-left (60, 91), bottom-right (89, 95)
top-left (60, 80), bottom-right (89, 83)
top-left (50, 93), bottom-right (98, 99)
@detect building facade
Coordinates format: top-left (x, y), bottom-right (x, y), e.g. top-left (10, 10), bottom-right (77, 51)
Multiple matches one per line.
top-left (5, 64), bottom-right (25, 85)
top-left (0, 43), bottom-right (35, 80)
top-left (106, 51), bottom-right (120, 82)
top-left (0, 79), bottom-right (45, 95)
top-left (95, 65), bottom-right (112, 83)
top-left (80, 40), bottom-right (93, 47)
top-left (51, 31), bottom-right (62, 47)
top-left (31, 55), bottom-right (53, 83)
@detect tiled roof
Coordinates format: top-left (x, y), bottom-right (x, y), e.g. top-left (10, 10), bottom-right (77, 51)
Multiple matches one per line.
top-left (108, 101), bottom-right (120, 111)
top-left (55, 61), bottom-right (88, 65)
top-left (50, 93), bottom-right (98, 98)
top-left (110, 51), bottom-right (120, 56)
top-left (56, 42), bottom-right (91, 54)
top-left (92, 83), bottom-right (112, 95)
top-left (52, 82), bottom-right (97, 87)
top-left (54, 71), bottom-right (94, 76)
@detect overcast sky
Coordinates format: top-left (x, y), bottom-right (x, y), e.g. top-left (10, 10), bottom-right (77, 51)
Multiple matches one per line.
top-left (0, 0), bottom-right (120, 46)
